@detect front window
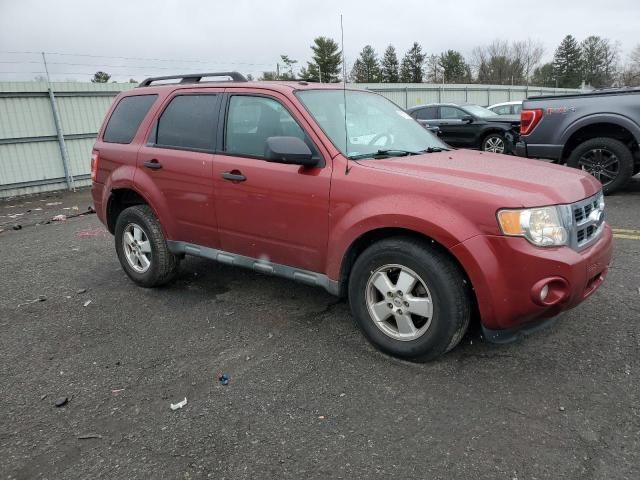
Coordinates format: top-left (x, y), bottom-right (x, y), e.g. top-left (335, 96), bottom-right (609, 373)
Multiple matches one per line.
top-left (225, 95), bottom-right (319, 159)
top-left (296, 90), bottom-right (447, 159)
top-left (461, 104), bottom-right (498, 118)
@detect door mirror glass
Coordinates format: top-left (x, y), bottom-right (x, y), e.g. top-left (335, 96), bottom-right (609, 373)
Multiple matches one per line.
top-left (461, 115), bottom-right (474, 123)
top-left (265, 136), bottom-right (317, 167)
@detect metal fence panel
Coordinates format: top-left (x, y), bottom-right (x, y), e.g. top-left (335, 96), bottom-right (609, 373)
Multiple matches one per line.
top-left (0, 82), bottom-right (135, 198)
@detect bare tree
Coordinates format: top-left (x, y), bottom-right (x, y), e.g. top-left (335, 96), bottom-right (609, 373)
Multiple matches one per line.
top-left (621, 44), bottom-right (640, 86)
top-left (513, 39), bottom-right (544, 85)
top-left (472, 40), bottom-right (524, 85)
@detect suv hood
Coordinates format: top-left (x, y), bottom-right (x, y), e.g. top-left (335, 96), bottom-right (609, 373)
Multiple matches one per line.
top-left (356, 150), bottom-right (601, 207)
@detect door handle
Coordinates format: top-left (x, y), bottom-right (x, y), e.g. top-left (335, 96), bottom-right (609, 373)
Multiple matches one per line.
top-left (222, 171), bottom-right (246, 182)
top-left (144, 159), bottom-right (162, 170)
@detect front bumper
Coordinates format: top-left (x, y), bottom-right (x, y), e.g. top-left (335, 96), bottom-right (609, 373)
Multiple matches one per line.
top-left (451, 224), bottom-right (613, 337)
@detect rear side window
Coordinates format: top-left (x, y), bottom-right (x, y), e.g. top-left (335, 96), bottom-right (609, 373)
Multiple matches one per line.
top-left (155, 95), bottom-right (218, 151)
top-left (415, 107), bottom-right (437, 120)
top-left (103, 95), bottom-right (157, 144)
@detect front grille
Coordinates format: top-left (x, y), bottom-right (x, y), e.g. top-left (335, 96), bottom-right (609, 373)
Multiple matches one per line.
top-left (569, 193), bottom-right (605, 250)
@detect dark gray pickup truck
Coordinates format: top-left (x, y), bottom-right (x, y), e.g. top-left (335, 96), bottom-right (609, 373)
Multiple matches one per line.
top-left (516, 88), bottom-right (640, 194)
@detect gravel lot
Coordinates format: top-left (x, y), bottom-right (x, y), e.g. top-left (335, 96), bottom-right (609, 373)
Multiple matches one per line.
top-left (1, 179), bottom-right (639, 479)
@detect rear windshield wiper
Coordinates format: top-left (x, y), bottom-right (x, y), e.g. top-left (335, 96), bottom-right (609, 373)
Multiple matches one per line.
top-left (348, 149), bottom-right (423, 160)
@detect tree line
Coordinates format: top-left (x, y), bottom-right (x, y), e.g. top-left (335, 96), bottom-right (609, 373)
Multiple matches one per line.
top-left (261, 35), bottom-right (640, 88)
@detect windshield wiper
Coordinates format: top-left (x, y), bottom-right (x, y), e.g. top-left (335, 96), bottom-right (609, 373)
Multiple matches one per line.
top-left (348, 149), bottom-right (423, 160)
top-left (422, 146), bottom-right (449, 153)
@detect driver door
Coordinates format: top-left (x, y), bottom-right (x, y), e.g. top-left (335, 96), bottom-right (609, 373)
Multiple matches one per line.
top-left (438, 106), bottom-right (475, 147)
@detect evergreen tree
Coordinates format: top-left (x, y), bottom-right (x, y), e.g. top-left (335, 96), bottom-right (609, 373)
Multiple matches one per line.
top-left (350, 45), bottom-right (380, 82)
top-left (91, 71), bottom-right (111, 83)
top-left (280, 55), bottom-right (298, 80)
top-left (531, 62), bottom-right (556, 87)
top-left (399, 42), bottom-right (425, 83)
top-left (581, 36), bottom-right (607, 87)
top-left (553, 35), bottom-right (583, 88)
top-left (380, 45), bottom-right (400, 83)
top-left (303, 37), bottom-right (342, 83)
top-left (438, 50), bottom-right (471, 83)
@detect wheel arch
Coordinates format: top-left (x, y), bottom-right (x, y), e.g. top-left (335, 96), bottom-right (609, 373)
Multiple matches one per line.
top-left (106, 188), bottom-right (148, 234)
top-left (336, 228), bottom-right (479, 320)
top-left (560, 116), bottom-right (640, 161)
top-left (478, 127), bottom-right (508, 145)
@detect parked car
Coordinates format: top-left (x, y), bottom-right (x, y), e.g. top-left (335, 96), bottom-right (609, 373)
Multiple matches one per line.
top-left (406, 103), bottom-right (520, 154)
top-left (516, 87), bottom-right (640, 194)
top-left (488, 100), bottom-right (523, 115)
top-left (91, 72), bottom-right (612, 362)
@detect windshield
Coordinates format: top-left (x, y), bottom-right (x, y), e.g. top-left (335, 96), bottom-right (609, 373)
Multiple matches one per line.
top-left (461, 104), bottom-right (499, 118)
top-left (296, 89), bottom-right (448, 158)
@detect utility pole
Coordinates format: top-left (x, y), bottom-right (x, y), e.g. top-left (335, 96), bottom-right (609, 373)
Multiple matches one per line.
top-left (318, 65), bottom-right (322, 83)
top-left (42, 52), bottom-right (74, 191)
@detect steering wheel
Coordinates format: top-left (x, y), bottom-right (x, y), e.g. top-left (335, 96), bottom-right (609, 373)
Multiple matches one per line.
top-left (368, 133), bottom-right (393, 147)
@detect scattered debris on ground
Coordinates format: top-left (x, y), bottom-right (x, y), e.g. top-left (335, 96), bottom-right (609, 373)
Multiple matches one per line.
top-left (52, 214), bottom-right (67, 222)
top-left (17, 295), bottom-right (46, 307)
top-left (170, 397), bottom-right (187, 411)
top-left (218, 373), bottom-right (230, 386)
top-left (83, 300), bottom-right (92, 307)
top-left (77, 288), bottom-right (87, 294)
top-left (54, 397), bottom-right (69, 408)
top-left (77, 434), bottom-right (102, 440)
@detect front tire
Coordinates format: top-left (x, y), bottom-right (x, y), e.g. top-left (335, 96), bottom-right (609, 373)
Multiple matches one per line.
top-left (482, 133), bottom-right (507, 154)
top-left (114, 205), bottom-right (180, 287)
top-left (567, 137), bottom-right (634, 194)
top-left (348, 237), bottom-right (471, 362)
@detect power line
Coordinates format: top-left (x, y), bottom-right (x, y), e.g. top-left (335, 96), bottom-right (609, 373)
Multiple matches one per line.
top-left (0, 50), bottom-right (274, 66)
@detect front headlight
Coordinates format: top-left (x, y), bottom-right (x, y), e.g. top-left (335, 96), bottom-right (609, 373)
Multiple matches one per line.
top-left (497, 206), bottom-right (568, 247)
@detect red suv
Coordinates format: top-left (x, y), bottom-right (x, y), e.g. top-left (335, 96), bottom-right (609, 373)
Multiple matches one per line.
top-left (91, 72), bottom-right (613, 361)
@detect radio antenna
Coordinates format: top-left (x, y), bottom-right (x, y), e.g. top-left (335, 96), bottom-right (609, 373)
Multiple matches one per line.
top-left (340, 14), bottom-right (351, 174)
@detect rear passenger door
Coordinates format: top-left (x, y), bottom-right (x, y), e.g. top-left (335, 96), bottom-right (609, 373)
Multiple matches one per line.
top-left (212, 91), bottom-right (331, 274)
top-left (136, 91), bottom-right (221, 248)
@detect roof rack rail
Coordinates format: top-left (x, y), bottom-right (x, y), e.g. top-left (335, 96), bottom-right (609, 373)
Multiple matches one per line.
top-left (138, 72), bottom-right (248, 87)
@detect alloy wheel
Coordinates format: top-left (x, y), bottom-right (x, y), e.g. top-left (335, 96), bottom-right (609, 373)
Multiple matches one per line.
top-left (484, 136), bottom-right (505, 153)
top-left (578, 148), bottom-right (619, 185)
top-left (365, 264), bottom-right (434, 341)
top-left (122, 223), bottom-right (152, 273)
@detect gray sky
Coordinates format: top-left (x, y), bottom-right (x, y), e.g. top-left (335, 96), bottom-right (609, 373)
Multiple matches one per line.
top-left (1, 0), bottom-right (638, 81)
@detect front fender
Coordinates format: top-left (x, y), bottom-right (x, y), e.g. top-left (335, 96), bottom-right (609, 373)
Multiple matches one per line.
top-left (325, 194), bottom-right (481, 280)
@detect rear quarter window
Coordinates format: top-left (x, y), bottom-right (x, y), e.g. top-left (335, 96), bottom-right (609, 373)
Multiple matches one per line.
top-left (103, 94), bottom-right (157, 144)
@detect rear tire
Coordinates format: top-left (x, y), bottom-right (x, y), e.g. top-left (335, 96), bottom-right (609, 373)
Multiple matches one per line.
top-left (348, 237), bottom-right (471, 362)
top-left (114, 205), bottom-right (180, 287)
top-left (567, 137), bottom-right (634, 194)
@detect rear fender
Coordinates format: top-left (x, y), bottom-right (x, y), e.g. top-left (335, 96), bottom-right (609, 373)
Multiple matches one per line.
top-left (560, 113), bottom-right (640, 145)
top-left (129, 169), bottom-right (178, 239)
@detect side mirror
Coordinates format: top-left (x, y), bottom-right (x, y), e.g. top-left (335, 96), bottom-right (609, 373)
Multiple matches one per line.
top-left (265, 136), bottom-right (318, 167)
top-left (461, 115), bottom-right (474, 123)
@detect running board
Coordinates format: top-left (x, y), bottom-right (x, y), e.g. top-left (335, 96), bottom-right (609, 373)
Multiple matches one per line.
top-left (166, 240), bottom-right (340, 296)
